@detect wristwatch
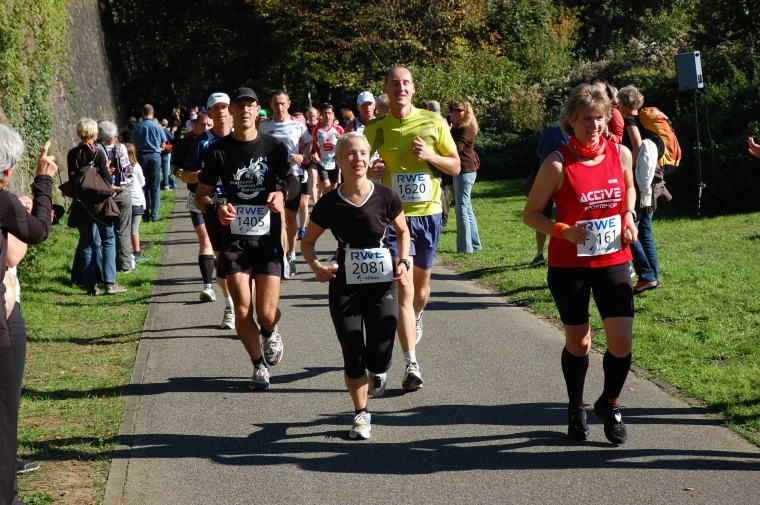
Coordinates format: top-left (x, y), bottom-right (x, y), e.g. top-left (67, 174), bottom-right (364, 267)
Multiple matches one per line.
top-left (204, 201), bottom-right (217, 215)
top-left (280, 188), bottom-right (290, 200)
top-left (624, 209), bottom-right (637, 219)
top-left (398, 259), bottom-right (411, 270)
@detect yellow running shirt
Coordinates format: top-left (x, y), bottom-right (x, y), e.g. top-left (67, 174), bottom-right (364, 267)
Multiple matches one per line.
top-left (363, 106), bottom-right (457, 217)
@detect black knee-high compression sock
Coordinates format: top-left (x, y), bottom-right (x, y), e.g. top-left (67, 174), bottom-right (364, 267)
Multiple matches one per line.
top-left (561, 347), bottom-right (589, 409)
top-left (602, 350), bottom-right (632, 403)
top-left (199, 255), bottom-right (216, 284)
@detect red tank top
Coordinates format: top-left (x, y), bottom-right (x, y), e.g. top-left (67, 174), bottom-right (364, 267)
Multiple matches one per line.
top-left (548, 141), bottom-right (632, 268)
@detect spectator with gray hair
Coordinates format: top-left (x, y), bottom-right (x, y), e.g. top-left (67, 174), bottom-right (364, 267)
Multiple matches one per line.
top-left (0, 124), bottom-right (58, 505)
top-left (375, 94), bottom-right (390, 117)
top-left (67, 118), bottom-right (126, 295)
top-left (97, 120), bottom-right (133, 272)
top-left (426, 100), bottom-right (441, 114)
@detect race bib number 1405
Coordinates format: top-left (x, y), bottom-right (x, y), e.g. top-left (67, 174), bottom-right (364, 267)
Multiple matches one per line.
top-left (231, 205), bottom-right (270, 236)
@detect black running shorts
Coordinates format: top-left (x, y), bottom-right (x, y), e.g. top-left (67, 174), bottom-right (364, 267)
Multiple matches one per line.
top-left (547, 263), bottom-right (634, 326)
top-left (317, 167), bottom-right (339, 183)
top-left (221, 238), bottom-right (283, 277)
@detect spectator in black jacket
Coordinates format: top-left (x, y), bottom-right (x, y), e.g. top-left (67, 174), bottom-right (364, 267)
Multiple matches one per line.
top-left (0, 124), bottom-right (57, 505)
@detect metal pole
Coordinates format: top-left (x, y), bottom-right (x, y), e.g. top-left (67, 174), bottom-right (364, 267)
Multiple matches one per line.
top-left (693, 90), bottom-right (704, 218)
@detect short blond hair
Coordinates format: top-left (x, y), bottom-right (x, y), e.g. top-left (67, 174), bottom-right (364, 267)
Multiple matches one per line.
top-left (76, 118), bottom-right (98, 142)
top-left (559, 84), bottom-right (612, 136)
top-left (335, 132), bottom-right (369, 166)
top-left (617, 86), bottom-right (644, 111)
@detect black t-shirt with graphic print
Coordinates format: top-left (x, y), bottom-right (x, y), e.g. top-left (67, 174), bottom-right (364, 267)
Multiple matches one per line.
top-left (199, 132), bottom-right (292, 243)
top-left (309, 181), bottom-right (403, 284)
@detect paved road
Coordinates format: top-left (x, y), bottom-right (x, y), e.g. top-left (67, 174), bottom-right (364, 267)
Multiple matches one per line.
top-left (106, 189), bottom-right (760, 504)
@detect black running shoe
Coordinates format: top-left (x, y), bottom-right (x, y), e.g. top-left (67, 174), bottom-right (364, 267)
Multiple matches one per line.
top-left (594, 397), bottom-right (628, 444)
top-left (567, 406), bottom-right (590, 441)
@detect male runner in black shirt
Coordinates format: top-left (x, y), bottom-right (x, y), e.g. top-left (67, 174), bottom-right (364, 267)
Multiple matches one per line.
top-left (194, 88), bottom-right (300, 389)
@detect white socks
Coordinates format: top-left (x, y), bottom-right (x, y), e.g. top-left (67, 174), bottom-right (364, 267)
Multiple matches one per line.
top-left (225, 296), bottom-right (233, 309)
top-left (404, 351), bottom-right (417, 364)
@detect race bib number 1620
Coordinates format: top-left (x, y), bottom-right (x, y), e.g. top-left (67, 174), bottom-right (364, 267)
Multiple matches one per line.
top-left (392, 172), bottom-right (432, 202)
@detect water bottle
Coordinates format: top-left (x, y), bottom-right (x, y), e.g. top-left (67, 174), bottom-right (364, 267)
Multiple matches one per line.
top-left (131, 254), bottom-right (136, 271)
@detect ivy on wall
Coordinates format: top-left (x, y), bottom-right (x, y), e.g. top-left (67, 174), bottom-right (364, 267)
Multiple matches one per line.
top-left (0, 0), bottom-right (69, 177)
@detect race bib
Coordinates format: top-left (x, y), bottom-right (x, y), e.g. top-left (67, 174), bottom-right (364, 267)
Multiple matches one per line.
top-left (345, 247), bottom-right (393, 285)
top-left (231, 205), bottom-right (270, 236)
top-left (392, 172), bottom-right (432, 202)
top-left (186, 191), bottom-right (201, 213)
top-left (320, 157), bottom-right (336, 171)
top-left (576, 215), bottom-right (622, 257)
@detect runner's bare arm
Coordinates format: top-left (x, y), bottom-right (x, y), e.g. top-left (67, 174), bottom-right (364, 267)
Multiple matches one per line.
top-left (522, 153), bottom-right (588, 244)
top-left (193, 182), bottom-right (215, 213)
top-left (390, 211), bottom-right (411, 287)
top-left (620, 145), bottom-right (638, 244)
top-left (411, 136), bottom-right (460, 176)
top-left (300, 222), bottom-right (336, 282)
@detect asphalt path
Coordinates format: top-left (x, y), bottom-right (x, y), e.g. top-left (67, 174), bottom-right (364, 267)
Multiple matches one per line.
top-left (106, 188), bottom-right (760, 504)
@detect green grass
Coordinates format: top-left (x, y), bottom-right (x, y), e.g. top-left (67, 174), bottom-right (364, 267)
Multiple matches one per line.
top-left (437, 179), bottom-right (760, 442)
top-left (16, 190), bottom-right (175, 504)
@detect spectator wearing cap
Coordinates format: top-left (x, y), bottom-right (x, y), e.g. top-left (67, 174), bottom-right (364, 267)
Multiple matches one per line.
top-left (345, 91), bottom-right (376, 134)
top-left (131, 104), bottom-right (167, 222)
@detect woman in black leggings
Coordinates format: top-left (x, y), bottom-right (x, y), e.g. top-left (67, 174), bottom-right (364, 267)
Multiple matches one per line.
top-left (301, 132), bottom-right (410, 440)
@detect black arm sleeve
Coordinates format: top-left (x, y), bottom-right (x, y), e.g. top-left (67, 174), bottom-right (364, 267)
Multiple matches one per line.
top-left (0, 175), bottom-right (53, 245)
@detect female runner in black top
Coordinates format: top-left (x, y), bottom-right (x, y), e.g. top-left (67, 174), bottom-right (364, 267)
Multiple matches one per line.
top-left (301, 132), bottom-right (411, 440)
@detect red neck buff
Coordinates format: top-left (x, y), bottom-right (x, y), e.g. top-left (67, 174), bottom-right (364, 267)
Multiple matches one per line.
top-left (569, 134), bottom-right (606, 159)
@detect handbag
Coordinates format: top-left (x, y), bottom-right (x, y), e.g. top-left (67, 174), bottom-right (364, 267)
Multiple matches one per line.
top-left (76, 163), bottom-right (114, 197)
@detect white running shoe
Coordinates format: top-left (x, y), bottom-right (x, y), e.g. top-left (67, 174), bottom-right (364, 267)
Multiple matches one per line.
top-left (249, 363), bottom-right (270, 390)
top-left (288, 257), bottom-right (297, 277)
top-left (349, 411), bottom-right (371, 439)
top-left (220, 307), bottom-right (235, 329)
top-left (402, 361), bottom-right (423, 390)
top-left (261, 326), bottom-right (283, 366)
top-left (199, 285), bottom-right (216, 302)
top-left (282, 256), bottom-right (290, 279)
top-left (368, 371), bottom-right (387, 398)
top-left (415, 312), bottom-right (423, 344)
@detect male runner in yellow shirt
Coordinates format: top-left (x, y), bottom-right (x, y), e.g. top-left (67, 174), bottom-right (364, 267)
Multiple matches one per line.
top-left (364, 66), bottom-right (460, 391)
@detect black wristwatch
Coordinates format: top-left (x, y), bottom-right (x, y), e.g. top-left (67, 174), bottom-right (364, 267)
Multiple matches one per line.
top-left (280, 188), bottom-right (290, 200)
top-left (204, 201), bottom-right (217, 215)
top-left (398, 259), bottom-right (411, 270)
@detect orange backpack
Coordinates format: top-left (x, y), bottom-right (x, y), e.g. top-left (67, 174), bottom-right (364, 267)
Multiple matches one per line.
top-left (639, 107), bottom-right (682, 168)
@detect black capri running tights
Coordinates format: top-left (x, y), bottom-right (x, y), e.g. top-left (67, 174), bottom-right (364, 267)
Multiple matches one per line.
top-left (328, 281), bottom-right (398, 380)
top-left (547, 263), bottom-right (634, 326)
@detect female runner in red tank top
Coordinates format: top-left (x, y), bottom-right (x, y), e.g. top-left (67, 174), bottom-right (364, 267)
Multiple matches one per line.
top-left (523, 84), bottom-right (639, 445)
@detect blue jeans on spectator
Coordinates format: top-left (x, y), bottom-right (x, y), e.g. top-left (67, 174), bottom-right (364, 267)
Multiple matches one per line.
top-left (630, 210), bottom-right (659, 282)
top-left (79, 221), bottom-right (116, 290)
top-left (161, 152), bottom-right (173, 188)
top-left (140, 152), bottom-right (162, 221)
top-left (453, 171), bottom-right (482, 253)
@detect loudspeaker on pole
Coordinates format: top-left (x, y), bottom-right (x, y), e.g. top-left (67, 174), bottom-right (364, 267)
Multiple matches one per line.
top-left (675, 52), bottom-right (704, 92)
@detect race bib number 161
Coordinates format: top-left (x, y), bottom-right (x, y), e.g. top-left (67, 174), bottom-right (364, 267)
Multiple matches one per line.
top-left (576, 215), bottom-right (622, 257)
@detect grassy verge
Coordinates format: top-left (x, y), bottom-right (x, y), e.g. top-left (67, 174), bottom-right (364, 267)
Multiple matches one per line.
top-left (16, 190), bottom-right (175, 505)
top-left (437, 179), bottom-right (760, 442)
